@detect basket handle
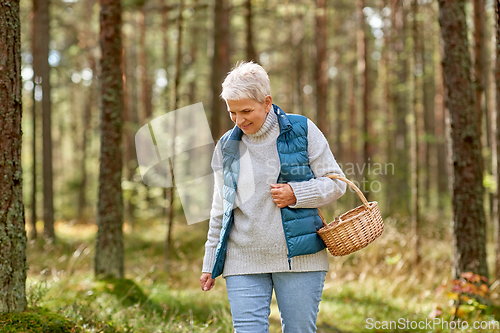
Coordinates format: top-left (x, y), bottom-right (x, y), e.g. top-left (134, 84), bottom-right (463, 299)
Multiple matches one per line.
top-left (317, 174), bottom-right (372, 227)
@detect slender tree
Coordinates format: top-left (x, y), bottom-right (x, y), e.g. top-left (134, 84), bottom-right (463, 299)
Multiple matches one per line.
top-left (315, 0), bottom-right (328, 137)
top-left (78, 56), bottom-right (96, 222)
top-left (495, 0), bottom-right (500, 279)
top-left (245, 0), bottom-right (257, 62)
top-left (0, 0), bottom-right (28, 313)
top-left (293, 11), bottom-right (304, 115)
top-left (34, 0), bottom-right (55, 240)
top-left (161, 0), bottom-right (170, 221)
top-left (77, 0), bottom-right (98, 222)
top-left (165, 0), bottom-right (184, 269)
top-left (210, 0), bottom-right (230, 140)
top-left (188, 0), bottom-right (200, 105)
top-left (357, 0), bottom-right (372, 199)
top-left (30, 0), bottom-right (39, 239)
top-left (392, 0), bottom-right (410, 216)
top-left (438, 0), bottom-right (489, 278)
top-left (139, 3), bottom-right (153, 123)
top-left (95, 0), bottom-right (125, 279)
top-left (411, 0), bottom-right (422, 266)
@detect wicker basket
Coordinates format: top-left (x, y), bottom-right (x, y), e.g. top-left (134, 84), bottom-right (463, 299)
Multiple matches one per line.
top-left (317, 174), bottom-right (384, 256)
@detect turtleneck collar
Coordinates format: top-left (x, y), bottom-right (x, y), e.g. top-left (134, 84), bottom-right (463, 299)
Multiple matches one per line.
top-left (243, 106), bottom-right (279, 143)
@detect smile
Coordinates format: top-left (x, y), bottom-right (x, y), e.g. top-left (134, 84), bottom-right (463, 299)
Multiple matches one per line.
top-left (241, 123), bottom-right (252, 129)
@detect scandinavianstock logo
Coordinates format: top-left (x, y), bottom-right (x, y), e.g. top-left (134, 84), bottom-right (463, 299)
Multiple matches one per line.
top-left (134, 103), bottom-right (255, 225)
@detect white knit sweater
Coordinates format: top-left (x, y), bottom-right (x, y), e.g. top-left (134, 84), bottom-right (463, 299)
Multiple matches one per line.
top-left (202, 109), bottom-right (346, 277)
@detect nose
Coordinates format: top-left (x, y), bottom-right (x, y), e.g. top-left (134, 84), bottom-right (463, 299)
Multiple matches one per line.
top-left (234, 115), bottom-right (246, 127)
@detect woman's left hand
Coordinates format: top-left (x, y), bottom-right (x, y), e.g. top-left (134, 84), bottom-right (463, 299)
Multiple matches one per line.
top-left (270, 183), bottom-right (297, 208)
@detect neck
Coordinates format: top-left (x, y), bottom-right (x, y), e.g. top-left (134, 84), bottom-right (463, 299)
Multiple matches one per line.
top-left (244, 107), bottom-right (279, 143)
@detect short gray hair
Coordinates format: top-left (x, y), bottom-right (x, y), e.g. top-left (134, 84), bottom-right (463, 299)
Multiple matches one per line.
top-left (220, 61), bottom-right (271, 103)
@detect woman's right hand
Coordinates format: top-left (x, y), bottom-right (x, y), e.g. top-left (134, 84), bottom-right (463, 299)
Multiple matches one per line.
top-left (200, 273), bottom-right (216, 291)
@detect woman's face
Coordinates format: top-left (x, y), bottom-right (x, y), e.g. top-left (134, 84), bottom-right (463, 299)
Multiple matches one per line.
top-left (226, 95), bottom-right (273, 135)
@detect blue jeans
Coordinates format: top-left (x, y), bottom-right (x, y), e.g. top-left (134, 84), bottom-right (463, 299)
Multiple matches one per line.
top-left (225, 271), bottom-right (326, 333)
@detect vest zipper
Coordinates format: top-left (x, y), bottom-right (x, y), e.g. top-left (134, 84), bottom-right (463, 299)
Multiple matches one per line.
top-left (288, 257), bottom-right (291, 270)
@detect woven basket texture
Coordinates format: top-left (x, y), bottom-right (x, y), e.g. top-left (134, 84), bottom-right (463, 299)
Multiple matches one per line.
top-left (317, 174), bottom-right (384, 256)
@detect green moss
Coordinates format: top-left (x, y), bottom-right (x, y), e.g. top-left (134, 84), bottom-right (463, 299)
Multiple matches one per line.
top-left (93, 278), bottom-right (149, 308)
top-left (0, 307), bottom-right (78, 333)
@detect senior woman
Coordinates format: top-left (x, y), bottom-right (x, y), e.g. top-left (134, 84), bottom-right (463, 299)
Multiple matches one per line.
top-left (200, 61), bottom-right (346, 333)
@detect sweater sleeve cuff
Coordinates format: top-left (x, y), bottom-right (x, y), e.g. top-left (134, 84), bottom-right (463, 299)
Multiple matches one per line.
top-left (202, 246), bottom-right (217, 273)
top-left (288, 181), bottom-right (318, 209)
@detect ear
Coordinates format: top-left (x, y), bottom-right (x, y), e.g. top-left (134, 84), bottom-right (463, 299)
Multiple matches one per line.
top-left (265, 95), bottom-right (273, 112)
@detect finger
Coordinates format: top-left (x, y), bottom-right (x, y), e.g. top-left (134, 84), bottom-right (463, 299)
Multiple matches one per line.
top-left (204, 278), bottom-right (214, 291)
top-left (200, 277), bottom-right (207, 289)
top-left (274, 199), bottom-right (285, 208)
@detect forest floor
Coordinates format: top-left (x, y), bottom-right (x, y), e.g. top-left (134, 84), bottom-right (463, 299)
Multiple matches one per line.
top-left (20, 215), bottom-right (500, 333)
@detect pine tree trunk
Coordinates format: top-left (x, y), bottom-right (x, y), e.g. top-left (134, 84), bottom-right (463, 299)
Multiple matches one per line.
top-left (393, 0), bottom-right (410, 216)
top-left (95, 0), bottom-right (125, 279)
top-left (473, 0), bottom-right (486, 142)
top-left (438, 0), bottom-right (489, 279)
top-left (315, 0), bottom-right (328, 137)
top-left (210, 0), bottom-right (230, 140)
top-left (293, 13), bottom-right (304, 115)
top-left (34, 0), bottom-right (55, 240)
top-left (357, 0), bottom-right (371, 199)
top-left (78, 1), bottom-right (97, 221)
top-left (411, 0), bottom-right (421, 266)
top-left (348, 59), bottom-right (358, 191)
top-left (335, 70), bottom-right (344, 162)
top-left (436, 42), bottom-right (449, 212)
top-left (188, 0), bottom-right (199, 105)
top-left (162, 0), bottom-right (170, 220)
top-left (495, 0), bottom-right (500, 279)
top-left (78, 68), bottom-right (94, 222)
top-left (139, 4), bottom-right (152, 122)
top-left (0, 0), bottom-right (28, 313)
top-left (422, 0), bottom-right (436, 210)
top-left (165, 0), bottom-right (184, 270)
top-left (245, 0), bottom-right (257, 62)
top-left (30, 0), bottom-right (38, 239)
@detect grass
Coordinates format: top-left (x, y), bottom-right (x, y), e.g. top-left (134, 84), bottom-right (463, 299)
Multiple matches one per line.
top-left (9, 215), bottom-right (500, 332)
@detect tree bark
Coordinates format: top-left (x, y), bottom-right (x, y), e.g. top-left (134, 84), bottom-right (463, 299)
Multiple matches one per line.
top-left (95, 0), bottom-right (125, 279)
top-left (315, 0), bottom-right (328, 137)
top-left (0, 0), bottom-right (28, 313)
top-left (438, 0), bottom-right (489, 279)
top-left (473, 0), bottom-right (486, 143)
top-left (436, 39), bottom-right (448, 212)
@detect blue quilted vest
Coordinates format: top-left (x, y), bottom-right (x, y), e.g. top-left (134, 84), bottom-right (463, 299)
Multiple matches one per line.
top-left (211, 104), bottom-right (326, 278)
